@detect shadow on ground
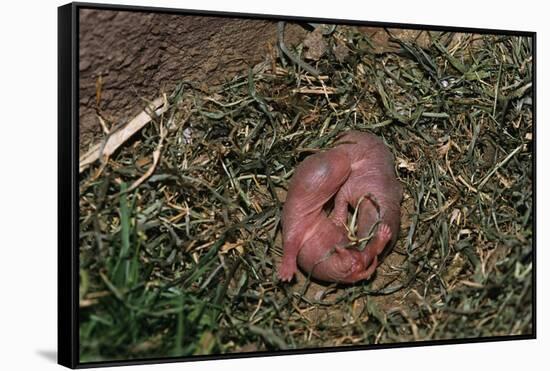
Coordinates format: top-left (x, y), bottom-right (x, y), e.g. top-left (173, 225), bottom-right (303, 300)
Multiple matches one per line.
top-left (36, 350), bottom-right (57, 363)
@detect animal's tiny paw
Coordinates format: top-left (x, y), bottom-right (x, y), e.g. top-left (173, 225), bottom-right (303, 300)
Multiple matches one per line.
top-left (377, 223), bottom-right (392, 243)
top-left (277, 262), bottom-right (296, 282)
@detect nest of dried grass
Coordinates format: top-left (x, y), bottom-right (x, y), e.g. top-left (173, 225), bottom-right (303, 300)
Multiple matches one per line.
top-left (78, 23), bottom-right (533, 361)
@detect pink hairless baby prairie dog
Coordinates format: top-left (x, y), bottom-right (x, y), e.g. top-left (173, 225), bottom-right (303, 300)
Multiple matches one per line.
top-left (278, 130), bottom-right (402, 284)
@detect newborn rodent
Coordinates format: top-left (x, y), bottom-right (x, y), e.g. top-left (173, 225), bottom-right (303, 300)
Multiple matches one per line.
top-left (278, 130), bottom-right (402, 284)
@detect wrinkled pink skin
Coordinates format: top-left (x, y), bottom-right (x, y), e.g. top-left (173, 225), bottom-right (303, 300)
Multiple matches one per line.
top-left (278, 131), bottom-right (402, 284)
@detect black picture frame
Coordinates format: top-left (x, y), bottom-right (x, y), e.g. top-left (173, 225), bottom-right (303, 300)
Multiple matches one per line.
top-left (58, 2), bottom-right (536, 368)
